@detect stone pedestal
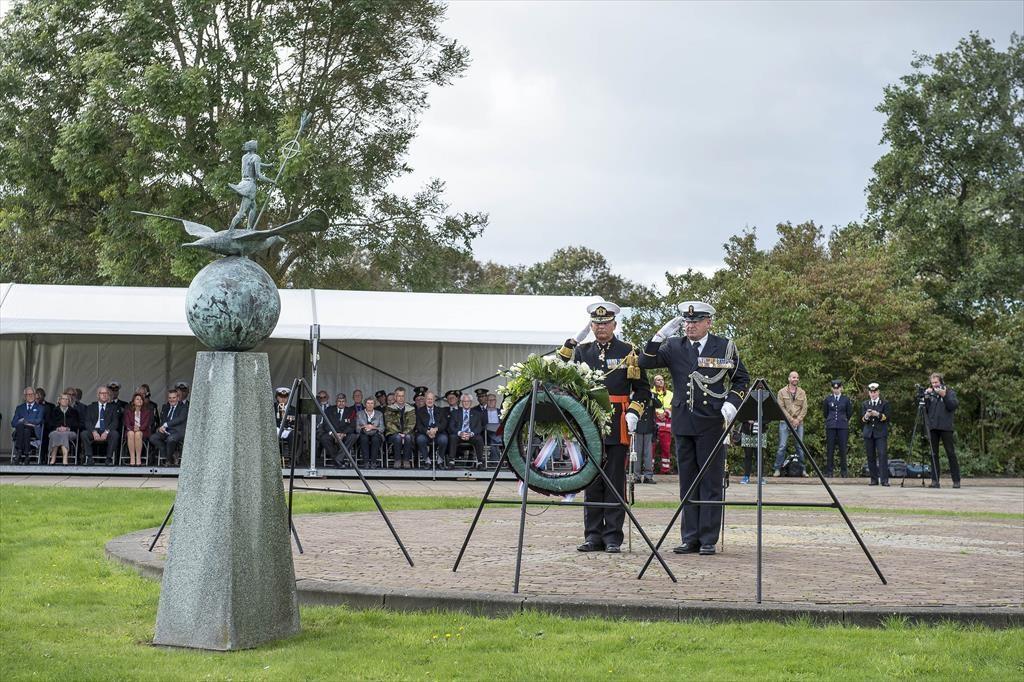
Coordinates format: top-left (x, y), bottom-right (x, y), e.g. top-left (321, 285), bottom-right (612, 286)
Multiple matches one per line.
top-left (154, 351), bottom-right (299, 650)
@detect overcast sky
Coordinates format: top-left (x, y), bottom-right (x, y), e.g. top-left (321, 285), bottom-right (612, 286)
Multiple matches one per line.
top-left (395, 0), bottom-right (1022, 288)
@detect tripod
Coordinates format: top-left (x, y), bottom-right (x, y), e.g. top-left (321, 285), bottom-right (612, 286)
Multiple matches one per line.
top-left (150, 376), bottom-right (414, 567)
top-left (452, 379), bottom-right (676, 593)
top-left (637, 378), bottom-right (886, 603)
top-left (901, 396), bottom-right (932, 488)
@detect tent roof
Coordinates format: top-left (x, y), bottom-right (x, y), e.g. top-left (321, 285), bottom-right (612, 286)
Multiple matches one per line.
top-left (0, 283), bottom-right (601, 345)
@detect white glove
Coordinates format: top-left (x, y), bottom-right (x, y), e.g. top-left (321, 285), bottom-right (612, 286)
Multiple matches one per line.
top-left (574, 322), bottom-right (591, 343)
top-left (652, 316), bottom-right (684, 342)
top-left (721, 402), bottom-right (737, 425)
top-left (625, 412), bottom-right (639, 433)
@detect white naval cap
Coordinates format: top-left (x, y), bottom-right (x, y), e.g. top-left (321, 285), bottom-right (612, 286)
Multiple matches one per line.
top-left (867, 382), bottom-right (880, 391)
top-left (586, 300), bottom-right (621, 323)
top-left (274, 386), bottom-right (291, 395)
top-left (678, 301), bottom-right (716, 320)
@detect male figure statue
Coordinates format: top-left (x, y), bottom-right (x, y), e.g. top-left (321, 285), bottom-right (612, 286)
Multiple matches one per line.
top-left (228, 140), bottom-right (276, 231)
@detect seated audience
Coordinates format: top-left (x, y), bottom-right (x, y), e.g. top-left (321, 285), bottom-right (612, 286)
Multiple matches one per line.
top-left (45, 393), bottom-right (81, 465)
top-left (319, 393), bottom-right (358, 467)
top-left (448, 393), bottom-right (486, 469)
top-left (357, 398), bottom-right (385, 467)
top-left (385, 387), bottom-right (416, 468)
top-left (11, 387), bottom-right (43, 464)
top-left (123, 392), bottom-right (154, 466)
top-left (150, 389), bottom-right (188, 466)
top-left (81, 386), bottom-right (121, 466)
top-left (351, 389), bottom-right (365, 412)
top-left (415, 392), bottom-right (449, 468)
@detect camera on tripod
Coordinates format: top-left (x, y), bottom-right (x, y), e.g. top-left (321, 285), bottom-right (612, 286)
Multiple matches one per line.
top-left (913, 384), bottom-right (927, 403)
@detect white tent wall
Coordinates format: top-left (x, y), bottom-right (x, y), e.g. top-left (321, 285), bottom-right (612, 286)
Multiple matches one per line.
top-left (313, 340), bottom-right (550, 398)
top-left (1, 336), bottom-right (28, 437)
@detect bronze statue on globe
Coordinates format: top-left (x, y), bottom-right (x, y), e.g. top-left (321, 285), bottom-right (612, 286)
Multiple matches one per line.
top-left (132, 112), bottom-right (324, 352)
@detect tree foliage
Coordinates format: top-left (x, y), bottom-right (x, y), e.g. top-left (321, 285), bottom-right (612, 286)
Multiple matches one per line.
top-left (867, 32), bottom-right (1024, 321)
top-left (0, 0), bottom-right (486, 287)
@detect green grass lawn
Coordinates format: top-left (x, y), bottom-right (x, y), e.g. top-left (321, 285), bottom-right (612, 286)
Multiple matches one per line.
top-left (1, 486), bottom-right (1022, 681)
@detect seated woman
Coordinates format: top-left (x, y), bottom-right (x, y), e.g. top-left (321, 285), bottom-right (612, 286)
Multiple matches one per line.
top-left (45, 393), bottom-right (81, 465)
top-left (356, 397), bottom-right (386, 467)
top-left (123, 392), bottom-right (154, 466)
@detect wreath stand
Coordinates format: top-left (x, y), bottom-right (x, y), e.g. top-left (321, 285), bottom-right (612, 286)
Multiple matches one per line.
top-left (452, 379), bottom-right (676, 593)
top-left (636, 378), bottom-right (886, 602)
top-left (149, 376), bottom-right (414, 568)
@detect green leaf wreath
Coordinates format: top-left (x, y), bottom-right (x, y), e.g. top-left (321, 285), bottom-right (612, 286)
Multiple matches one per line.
top-left (497, 354), bottom-right (613, 438)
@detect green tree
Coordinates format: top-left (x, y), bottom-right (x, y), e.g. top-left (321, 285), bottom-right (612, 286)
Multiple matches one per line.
top-left (866, 32), bottom-right (1024, 320)
top-left (0, 0), bottom-right (486, 287)
top-left (516, 246), bottom-right (654, 307)
top-left (866, 32), bottom-right (1024, 472)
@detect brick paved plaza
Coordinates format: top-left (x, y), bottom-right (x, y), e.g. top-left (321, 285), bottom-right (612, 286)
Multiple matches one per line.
top-left (63, 474), bottom-right (1022, 618)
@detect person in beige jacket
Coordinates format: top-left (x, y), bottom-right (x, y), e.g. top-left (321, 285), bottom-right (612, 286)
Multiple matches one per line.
top-left (774, 371), bottom-right (807, 475)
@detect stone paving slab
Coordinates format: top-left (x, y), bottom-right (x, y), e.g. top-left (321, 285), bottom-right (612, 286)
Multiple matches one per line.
top-left (108, 501), bottom-right (1024, 628)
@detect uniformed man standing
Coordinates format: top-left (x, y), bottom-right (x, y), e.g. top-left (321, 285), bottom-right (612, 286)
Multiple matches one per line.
top-left (861, 382), bottom-right (891, 486)
top-left (559, 301), bottom-right (650, 554)
top-left (823, 379), bottom-right (853, 477)
top-left (639, 301), bottom-right (749, 556)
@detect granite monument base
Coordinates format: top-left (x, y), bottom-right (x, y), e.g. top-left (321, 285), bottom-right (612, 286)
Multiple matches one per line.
top-left (154, 351), bottom-right (300, 650)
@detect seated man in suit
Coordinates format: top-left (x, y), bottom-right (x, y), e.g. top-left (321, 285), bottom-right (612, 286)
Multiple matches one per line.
top-left (385, 387), bottom-right (416, 468)
top-left (319, 393), bottom-right (358, 467)
top-left (448, 393), bottom-right (486, 469)
top-left (149, 389), bottom-right (188, 466)
top-left (415, 391), bottom-right (449, 468)
top-left (11, 387), bottom-right (44, 464)
top-left (81, 386), bottom-right (121, 466)
top-left (356, 397), bottom-right (385, 467)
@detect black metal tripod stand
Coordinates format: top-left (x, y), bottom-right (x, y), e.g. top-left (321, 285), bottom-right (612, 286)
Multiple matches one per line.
top-left (150, 376), bottom-right (413, 567)
top-left (900, 396), bottom-right (932, 488)
top-left (637, 378), bottom-right (886, 603)
top-left (452, 379), bottom-right (676, 593)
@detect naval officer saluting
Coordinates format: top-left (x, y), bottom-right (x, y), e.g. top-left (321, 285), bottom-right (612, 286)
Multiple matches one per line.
top-left (559, 301), bottom-right (651, 554)
top-left (638, 301), bottom-right (749, 556)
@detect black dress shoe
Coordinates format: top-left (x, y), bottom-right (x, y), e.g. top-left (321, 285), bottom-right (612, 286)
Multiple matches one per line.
top-left (881, 482), bottom-right (890, 487)
top-left (699, 544), bottom-right (716, 555)
top-left (642, 476), bottom-right (656, 484)
top-left (673, 542), bottom-right (700, 554)
top-left (952, 482), bottom-right (961, 489)
top-left (605, 544), bottom-right (621, 554)
top-left (577, 541), bottom-right (605, 552)
top-left (869, 481), bottom-right (878, 486)
top-left (929, 482), bottom-right (941, 489)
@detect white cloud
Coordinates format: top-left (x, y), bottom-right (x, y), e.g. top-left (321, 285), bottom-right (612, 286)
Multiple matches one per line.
top-left (397, 0), bottom-right (1023, 287)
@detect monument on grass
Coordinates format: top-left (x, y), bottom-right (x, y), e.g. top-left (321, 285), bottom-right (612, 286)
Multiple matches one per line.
top-left (136, 112), bottom-right (325, 650)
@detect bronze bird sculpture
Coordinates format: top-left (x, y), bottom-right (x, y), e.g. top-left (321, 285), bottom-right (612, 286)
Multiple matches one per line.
top-left (132, 208), bottom-right (329, 257)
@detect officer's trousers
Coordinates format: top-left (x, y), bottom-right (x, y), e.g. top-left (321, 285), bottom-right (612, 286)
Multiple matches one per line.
top-left (825, 427), bottom-right (849, 476)
top-left (676, 430), bottom-right (725, 546)
top-left (583, 443), bottom-right (627, 547)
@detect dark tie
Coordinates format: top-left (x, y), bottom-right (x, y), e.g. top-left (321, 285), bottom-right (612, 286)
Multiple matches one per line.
top-left (692, 341), bottom-right (701, 355)
top-left (98, 404), bottom-right (105, 430)
top-left (462, 410), bottom-right (470, 432)
top-left (428, 408), bottom-right (435, 427)
top-left (168, 405), bottom-right (176, 422)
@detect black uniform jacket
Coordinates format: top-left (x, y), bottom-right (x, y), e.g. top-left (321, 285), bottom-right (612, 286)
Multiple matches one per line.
top-left (639, 332), bottom-right (749, 436)
top-left (823, 394), bottom-right (853, 429)
top-left (860, 399), bottom-right (890, 438)
top-left (572, 336), bottom-right (651, 446)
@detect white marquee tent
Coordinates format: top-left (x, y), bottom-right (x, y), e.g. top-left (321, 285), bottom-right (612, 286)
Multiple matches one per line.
top-left (1, 283), bottom-right (599, 453)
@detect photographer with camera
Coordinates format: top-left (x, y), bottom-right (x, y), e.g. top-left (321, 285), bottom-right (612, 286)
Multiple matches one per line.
top-left (924, 372), bottom-right (960, 489)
